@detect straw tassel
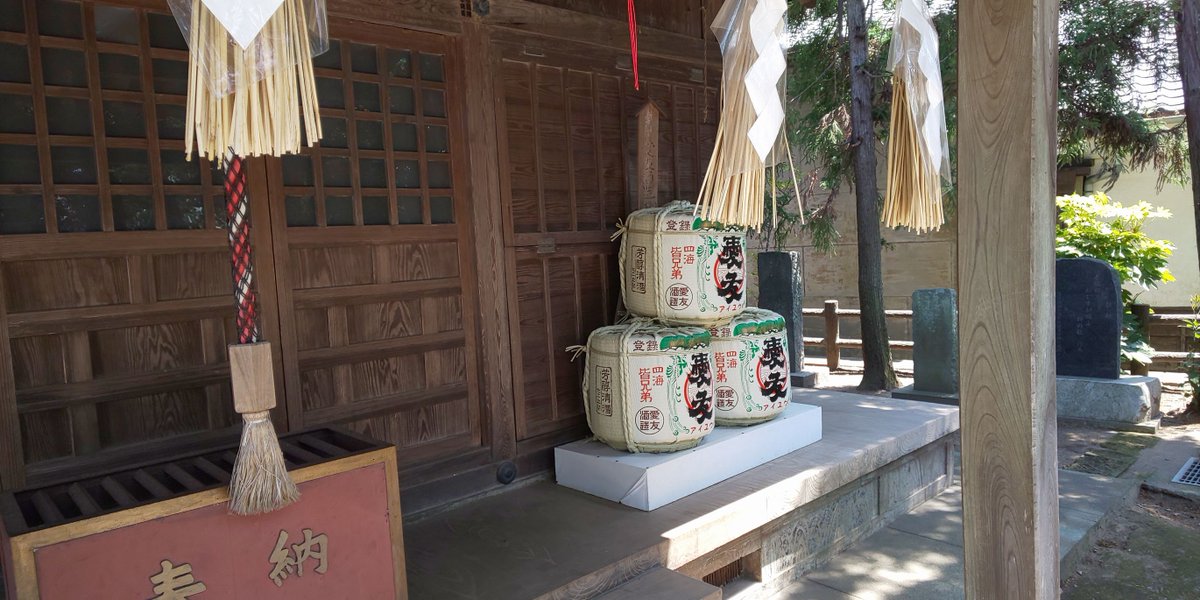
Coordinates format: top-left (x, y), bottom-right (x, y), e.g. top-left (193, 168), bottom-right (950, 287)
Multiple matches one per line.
top-left (228, 343), bottom-right (299, 515)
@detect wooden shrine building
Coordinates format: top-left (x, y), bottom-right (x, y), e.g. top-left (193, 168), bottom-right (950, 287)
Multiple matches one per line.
top-left (0, 0), bottom-right (1062, 598)
top-left (0, 0), bottom-right (724, 513)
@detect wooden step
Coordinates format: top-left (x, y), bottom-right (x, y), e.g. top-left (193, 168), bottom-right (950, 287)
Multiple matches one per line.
top-left (593, 567), bottom-right (721, 600)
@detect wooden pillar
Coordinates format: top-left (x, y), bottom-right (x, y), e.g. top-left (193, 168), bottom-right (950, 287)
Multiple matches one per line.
top-left (0, 273), bottom-right (24, 490)
top-left (958, 0), bottom-right (1060, 597)
top-left (636, 101), bottom-right (663, 210)
top-left (461, 20), bottom-right (518, 463)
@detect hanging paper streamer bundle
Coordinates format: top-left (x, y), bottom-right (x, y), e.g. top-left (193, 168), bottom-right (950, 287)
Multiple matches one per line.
top-left (696, 0), bottom-right (788, 229)
top-left (169, 0), bottom-right (327, 160)
top-left (882, 0), bottom-right (951, 233)
top-left (168, 0), bottom-right (329, 514)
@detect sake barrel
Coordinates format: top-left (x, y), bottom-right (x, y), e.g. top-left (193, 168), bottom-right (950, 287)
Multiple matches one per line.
top-left (583, 321), bottom-right (716, 453)
top-left (709, 308), bottom-right (791, 426)
top-left (620, 201), bottom-right (747, 325)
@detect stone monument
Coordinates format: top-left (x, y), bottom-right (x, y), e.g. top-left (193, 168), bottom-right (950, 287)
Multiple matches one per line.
top-left (1055, 257), bottom-right (1122, 379)
top-left (1054, 257), bottom-right (1161, 431)
top-left (893, 288), bottom-right (959, 405)
top-left (756, 251), bottom-right (818, 388)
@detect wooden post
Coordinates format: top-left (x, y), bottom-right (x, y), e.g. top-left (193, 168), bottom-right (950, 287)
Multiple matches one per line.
top-left (0, 273), bottom-right (24, 490)
top-left (824, 300), bottom-right (840, 371)
top-left (959, 0), bottom-right (1060, 597)
top-left (1129, 303), bottom-right (1151, 376)
top-left (461, 20), bottom-right (518, 464)
top-left (636, 101), bottom-right (663, 210)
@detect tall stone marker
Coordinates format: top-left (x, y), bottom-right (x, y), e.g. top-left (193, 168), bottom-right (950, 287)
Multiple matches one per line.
top-left (757, 251), bottom-right (818, 387)
top-left (1055, 257), bottom-right (1122, 379)
top-left (893, 288), bottom-right (958, 404)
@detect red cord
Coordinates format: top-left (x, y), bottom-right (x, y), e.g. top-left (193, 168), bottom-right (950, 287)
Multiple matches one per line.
top-left (627, 0), bottom-right (640, 90)
top-left (224, 155), bottom-right (260, 345)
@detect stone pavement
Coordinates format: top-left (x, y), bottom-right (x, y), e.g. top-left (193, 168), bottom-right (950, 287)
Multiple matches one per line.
top-left (769, 470), bottom-right (1138, 600)
top-left (1128, 423), bottom-right (1200, 502)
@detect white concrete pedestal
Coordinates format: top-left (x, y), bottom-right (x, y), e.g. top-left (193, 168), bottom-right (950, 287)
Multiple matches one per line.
top-left (555, 403), bottom-right (822, 511)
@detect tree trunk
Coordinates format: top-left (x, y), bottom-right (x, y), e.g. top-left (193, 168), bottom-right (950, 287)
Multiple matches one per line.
top-left (1182, 0), bottom-right (1200, 412)
top-left (847, 0), bottom-right (896, 390)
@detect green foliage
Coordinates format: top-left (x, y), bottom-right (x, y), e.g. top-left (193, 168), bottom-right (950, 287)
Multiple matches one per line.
top-left (1183, 295), bottom-right (1200, 414)
top-left (784, 0), bottom-right (1186, 249)
top-left (757, 165), bottom-right (806, 251)
top-left (1055, 192), bottom-right (1175, 300)
top-left (1058, 0), bottom-right (1188, 190)
top-left (758, 164), bottom-right (841, 252)
top-left (1056, 192), bottom-right (1175, 367)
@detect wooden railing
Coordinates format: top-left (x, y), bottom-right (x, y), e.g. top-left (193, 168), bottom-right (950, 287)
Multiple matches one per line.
top-left (801, 300), bottom-right (914, 370)
top-left (1145, 312), bottom-right (1199, 370)
top-left (802, 303), bottom-right (1200, 372)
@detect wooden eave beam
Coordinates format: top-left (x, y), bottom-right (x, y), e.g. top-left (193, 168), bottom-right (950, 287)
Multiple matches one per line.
top-left (484, 0), bottom-right (722, 66)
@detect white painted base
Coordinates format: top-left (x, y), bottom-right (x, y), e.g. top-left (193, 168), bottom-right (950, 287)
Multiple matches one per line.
top-left (555, 403), bottom-right (823, 511)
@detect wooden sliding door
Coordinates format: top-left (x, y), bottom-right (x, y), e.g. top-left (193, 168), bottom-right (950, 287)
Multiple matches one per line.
top-left (494, 34), bottom-right (719, 459)
top-left (0, 2), bottom-right (489, 500)
top-left (264, 23), bottom-right (490, 489)
top-left (0, 0), bottom-right (279, 488)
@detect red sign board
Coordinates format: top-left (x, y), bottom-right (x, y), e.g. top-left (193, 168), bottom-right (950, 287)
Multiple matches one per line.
top-left (33, 463), bottom-right (397, 599)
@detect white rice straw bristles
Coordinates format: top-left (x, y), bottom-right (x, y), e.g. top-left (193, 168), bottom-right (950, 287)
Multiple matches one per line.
top-left (184, 0), bottom-right (322, 160)
top-left (696, 27), bottom-right (765, 229)
top-left (882, 71), bottom-right (943, 233)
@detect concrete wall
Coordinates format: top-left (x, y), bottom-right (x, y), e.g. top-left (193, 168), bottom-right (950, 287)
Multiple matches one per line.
top-left (746, 124), bottom-right (1199, 359)
top-left (1086, 155), bottom-right (1198, 308)
top-left (746, 181), bottom-right (958, 357)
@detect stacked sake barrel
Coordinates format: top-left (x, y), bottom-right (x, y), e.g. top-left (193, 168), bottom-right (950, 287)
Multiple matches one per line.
top-left (582, 322), bottom-right (715, 452)
top-left (708, 308), bottom-right (792, 426)
top-left (578, 201), bottom-right (792, 453)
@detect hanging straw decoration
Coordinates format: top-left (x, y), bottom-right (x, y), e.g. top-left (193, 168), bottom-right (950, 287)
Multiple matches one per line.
top-left (697, 0), bottom-right (788, 229)
top-left (178, 0), bottom-right (323, 160)
top-left (882, 0), bottom-right (951, 233)
top-left (882, 71), bottom-right (942, 231)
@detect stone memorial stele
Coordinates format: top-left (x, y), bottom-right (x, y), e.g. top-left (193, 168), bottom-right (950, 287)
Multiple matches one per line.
top-left (756, 251), bottom-right (817, 387)
top-left (756, 252), bottom-right (804, 368)
top-left (912, 288), bottom-right (958, 395)
top-left (892, 288), bottom-right (958, 404)
top-left (1055, 257), bottom-right (1122, 379)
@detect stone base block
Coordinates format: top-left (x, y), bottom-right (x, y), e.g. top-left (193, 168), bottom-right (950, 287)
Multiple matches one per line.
top-left (555, 403), bottom-right (822, 511)
top-left (891, 384), bottom-right (958, 405)
top-left (1056, 375), bottom-right (1161, 425)
top-left (791, 370), bottom-right (819, 389)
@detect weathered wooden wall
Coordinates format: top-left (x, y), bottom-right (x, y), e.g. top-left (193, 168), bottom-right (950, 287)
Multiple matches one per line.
top-left (0, 0), bottom-right (720, 511)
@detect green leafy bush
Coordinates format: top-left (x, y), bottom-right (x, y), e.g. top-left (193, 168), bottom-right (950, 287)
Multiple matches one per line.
top-left (1184, 295), bottom-right (1200, 414)
top-left (1055, 192), bottom-right (1175, 367)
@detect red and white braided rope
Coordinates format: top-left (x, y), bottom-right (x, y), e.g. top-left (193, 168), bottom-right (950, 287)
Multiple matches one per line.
top-left (223, 151), bottom-right (260, 345)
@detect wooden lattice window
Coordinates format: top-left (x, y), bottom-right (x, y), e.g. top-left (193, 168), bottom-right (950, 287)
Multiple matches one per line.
top-left (0, 0), bottom-right (226, 235)
top-left (280, 37), bottom-right (456, 228)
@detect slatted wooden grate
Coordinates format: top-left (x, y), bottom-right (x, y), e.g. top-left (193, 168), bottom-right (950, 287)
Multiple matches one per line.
top-left (0, 427), bottom-right (385, 535)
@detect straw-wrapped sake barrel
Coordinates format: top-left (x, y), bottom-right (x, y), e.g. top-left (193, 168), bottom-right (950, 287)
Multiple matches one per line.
top-left (709, 308), bottom-right (791, 426)
top-left (583, 321), bottom-right (716, 452)
top-left (620, 201), bottom-right (747, 325)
